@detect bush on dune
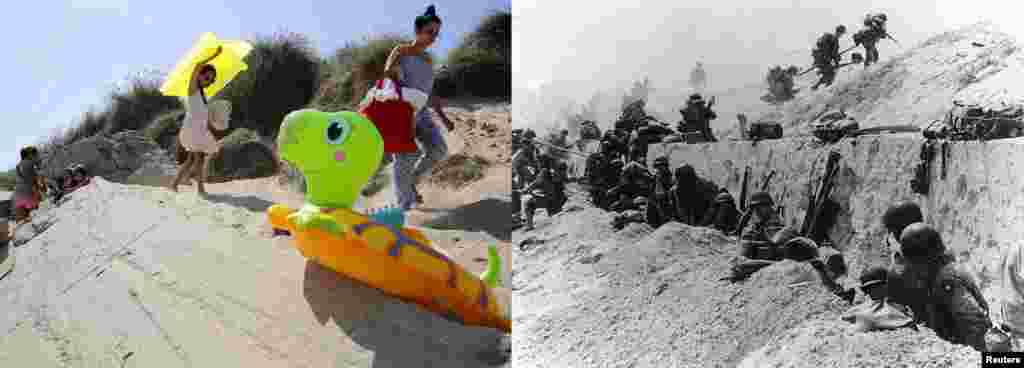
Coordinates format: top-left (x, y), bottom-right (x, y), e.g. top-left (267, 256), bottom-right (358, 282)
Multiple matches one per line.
top-left (217, 32), bottom-right (321, 138)
top-left (310, 35), bottom-right (419, 111)
top-left (207, 128), bottom-right (277, 181)
top-left (436, 10), bottom-right (511, 99)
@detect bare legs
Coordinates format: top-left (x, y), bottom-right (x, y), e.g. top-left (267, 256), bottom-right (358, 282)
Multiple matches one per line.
top-left (170, 151), bottom-right (208, 195)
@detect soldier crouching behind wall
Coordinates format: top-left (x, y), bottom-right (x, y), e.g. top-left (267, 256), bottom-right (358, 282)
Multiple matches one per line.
top-left (898, 223), bottom-right (991, 352)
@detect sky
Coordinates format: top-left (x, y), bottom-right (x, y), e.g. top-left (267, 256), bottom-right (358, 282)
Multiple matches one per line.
top-left (1, 0), bottom-right (509, 169)
top-left (513, 0), bottom-right (1024, 130)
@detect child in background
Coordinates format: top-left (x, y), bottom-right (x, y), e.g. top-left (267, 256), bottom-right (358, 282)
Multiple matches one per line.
top-left (12, 146), bottom-right (45, 225)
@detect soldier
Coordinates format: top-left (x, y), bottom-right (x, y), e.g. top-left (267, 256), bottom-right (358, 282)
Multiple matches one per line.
top-left (553, 161), bottom-right (570, 212)
top-left (521, 155), bottom-right (561, 231)
top-left (616, 99), bottom-right (650, 132)
top-left (811, 25), bottom-right (847, 91)
top-left (702, 190), bottom-right (740, 233)
top-left (738, 191), bottom-right (785, 260)
top-left (649, 156), bottom-right (676, 222)
top-left (882, 202), bottom-right (924, 272)
top-left (598, 158), bottom-right (626, 210)
top-left (853, 14), bottom-right (887, 68)
top-left (512, 139), bottom-right (539, 221)
top-left (584, 142), bottom-right (611, 206)
top-left (671, 165), bottom-right (719, 226)
top-left (548, 129), bottom-right (571, 161)
top-left (678, 93), bottom-right (718, 142)
top-left (899, 223), bottom-right (991, 352)
top-left (606, 161), bottom-right (652, 205)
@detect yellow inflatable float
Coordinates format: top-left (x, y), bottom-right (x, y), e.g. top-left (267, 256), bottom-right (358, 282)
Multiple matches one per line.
top-left (160, 32), bottom-right (253, 98)
top-left (267, 109), bottom-right (510, 333)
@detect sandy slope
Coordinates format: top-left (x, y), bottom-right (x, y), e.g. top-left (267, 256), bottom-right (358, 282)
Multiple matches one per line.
top-left (0, 102), bottom-right (513, 367)
top-left (513, 188), bottom-right (980, 367)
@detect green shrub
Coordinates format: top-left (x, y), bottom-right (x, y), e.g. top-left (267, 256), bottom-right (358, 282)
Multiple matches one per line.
top-left (217, 32), bottom-right (321, 138)
top-left (208, 128), bottom-right (277, 180)
top-left (144, 109), bottom-right (185, 152)
top-left (0, 170), bottom-right (15, 191)
top-left (436, 10), bottom-right (511, 99)
top-left (430, 153), bottom-right (490, 187)
top-left (105, 74), bottom-right (182, 134)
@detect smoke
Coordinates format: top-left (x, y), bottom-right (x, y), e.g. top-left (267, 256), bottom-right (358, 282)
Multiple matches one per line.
top-left (514, 0), bottom-right (985, 137)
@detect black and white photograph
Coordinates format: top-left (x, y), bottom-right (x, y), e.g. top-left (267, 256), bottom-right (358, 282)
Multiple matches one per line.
top-left (513, 0), bottom-right (1024, 366)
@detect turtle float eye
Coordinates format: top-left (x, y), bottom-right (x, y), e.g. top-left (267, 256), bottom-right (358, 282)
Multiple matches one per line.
top-left (326, 119), bottom-right (351, 145)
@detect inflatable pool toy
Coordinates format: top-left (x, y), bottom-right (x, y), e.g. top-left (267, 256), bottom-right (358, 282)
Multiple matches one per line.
top-left (160, 32), bottom-right (253, 98)
top-left (267, 109), bottom-right (510, 333)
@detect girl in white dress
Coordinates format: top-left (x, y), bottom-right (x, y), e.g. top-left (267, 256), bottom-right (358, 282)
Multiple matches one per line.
top-left (171, 47), bottom-right (230, 195)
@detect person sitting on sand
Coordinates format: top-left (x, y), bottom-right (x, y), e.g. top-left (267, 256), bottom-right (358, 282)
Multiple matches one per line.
top-left (841, 267), bottom-right (916, 332)
top-left (12, 146), bottom-right (46, 226)
top-left (170, 48), bottom-right (229, 196)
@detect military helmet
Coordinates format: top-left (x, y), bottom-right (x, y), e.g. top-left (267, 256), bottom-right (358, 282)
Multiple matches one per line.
top-left (653, 156), bottom-right (669, 167)
top-left (560, 129), bottom-right (569, 135)
top-left (882, 202), bottom-right (923, 235)
top-left (634, 197), bottom-right (649, 206)
top-left (782, 237), bottom-right (820, 262)
top-left (899, 222), bottom-right (946, 263)
top-left (714, 191), bottom-right (734, 203)
top-left (689, 93), bottom-right (703, 102)
top-left (524, 130), bottom-right (537, 139)
top-left (836, 25), bottom-right (847, 34)
top-left (749, 191), bottom-right (774, 207)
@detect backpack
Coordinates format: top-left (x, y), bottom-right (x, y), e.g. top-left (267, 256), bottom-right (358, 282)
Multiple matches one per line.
top-left (815, 33), bottom-right (836, 55)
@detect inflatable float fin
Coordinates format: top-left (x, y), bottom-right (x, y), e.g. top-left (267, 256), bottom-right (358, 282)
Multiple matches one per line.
top-left (480, 243), bottom-right (502, 288)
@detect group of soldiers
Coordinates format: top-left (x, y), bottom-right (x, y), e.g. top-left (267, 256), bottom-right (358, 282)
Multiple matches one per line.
top-left (584, 146), bottom-right (740, 232)
top-left (512, 129), bottom-right (570, 230)
top-left (811, 13), bottom-right (894, 90)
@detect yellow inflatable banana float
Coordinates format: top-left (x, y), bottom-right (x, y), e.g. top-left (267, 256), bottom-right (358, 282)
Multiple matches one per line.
top-left (160, 32), bottom-right (253, 98)
top-left (267, 109), bottom-right (510, 333)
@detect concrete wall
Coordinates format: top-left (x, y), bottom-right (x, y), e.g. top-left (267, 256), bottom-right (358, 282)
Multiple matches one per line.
top-left (644, 135), bottom-right (1024, 296)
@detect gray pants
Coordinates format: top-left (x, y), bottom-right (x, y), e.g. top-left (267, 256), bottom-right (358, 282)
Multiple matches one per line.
top-left (391, 113), bottom-right (448, 210)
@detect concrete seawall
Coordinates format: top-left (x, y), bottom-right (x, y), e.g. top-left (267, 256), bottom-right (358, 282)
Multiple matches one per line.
top-left (640, 135), bottom-right (1024, 297)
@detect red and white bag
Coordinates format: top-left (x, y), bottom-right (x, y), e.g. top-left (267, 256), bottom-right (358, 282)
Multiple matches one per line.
top-left (358, 78), bottom-right (428, 153)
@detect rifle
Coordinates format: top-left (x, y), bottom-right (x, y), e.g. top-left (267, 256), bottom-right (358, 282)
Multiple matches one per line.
top-left (798, 45), bottom-right (859, 76)
top-left (883, 31), bottom-right (901, 47)
top-left (800, 151), bottom-right (842, 241)
top-left (738, 166), bottom-right (751, 211)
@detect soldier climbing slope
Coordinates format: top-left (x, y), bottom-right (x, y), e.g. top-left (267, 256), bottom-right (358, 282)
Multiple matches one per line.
top-left (898, 223), bottom-right (991, 352)
top-left (678, 93), bottom-right (718, 142)
top-left (811, 25), bottom-right (847, 90)
top-left (853, 13), bottom-right (889, 68)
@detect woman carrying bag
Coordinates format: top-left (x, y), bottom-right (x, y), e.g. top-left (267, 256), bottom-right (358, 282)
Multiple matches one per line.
top-left (373, 5), bottom-right (455, 211)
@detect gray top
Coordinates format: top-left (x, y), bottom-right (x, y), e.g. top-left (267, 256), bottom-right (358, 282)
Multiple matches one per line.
top-left (398, 53), bottom-right (435, 123)
top-left (13, 160), bottom-right (37, 198)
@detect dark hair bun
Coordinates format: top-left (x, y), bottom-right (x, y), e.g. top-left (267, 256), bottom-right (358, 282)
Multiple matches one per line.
top-left (424, 5), bottom-right (436, 16)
